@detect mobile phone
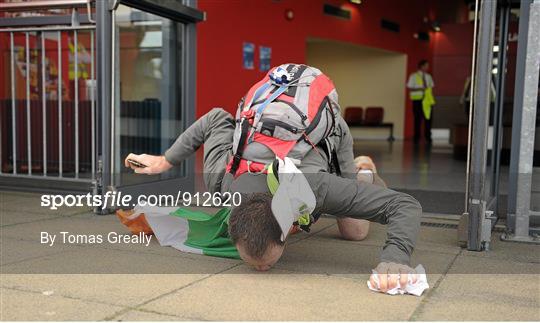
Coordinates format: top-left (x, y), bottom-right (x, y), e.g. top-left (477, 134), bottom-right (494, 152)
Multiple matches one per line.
top-left (127, 159), bottom-right (148, 168)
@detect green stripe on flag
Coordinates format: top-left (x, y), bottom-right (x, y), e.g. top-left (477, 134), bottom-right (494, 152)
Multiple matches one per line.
top-left (170, 207), bottom-right (240, 259)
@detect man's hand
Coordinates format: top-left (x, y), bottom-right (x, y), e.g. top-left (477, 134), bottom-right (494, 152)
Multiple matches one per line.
top-left (124, 153), bottom-right (173, 175)
top-left (369, 262), bottom-right (417, 293)
top-left (354, 155), bottom-right (377, 173)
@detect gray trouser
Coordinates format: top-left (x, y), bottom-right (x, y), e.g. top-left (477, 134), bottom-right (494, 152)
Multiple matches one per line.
top-left (164, 108), bottom-right (234, 193)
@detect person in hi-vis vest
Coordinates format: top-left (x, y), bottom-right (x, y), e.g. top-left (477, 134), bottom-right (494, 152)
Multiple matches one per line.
top-left (407, 59), bottom-right (435, 144)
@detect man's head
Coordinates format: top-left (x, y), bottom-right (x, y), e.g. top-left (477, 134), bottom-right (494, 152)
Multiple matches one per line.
top-left (418, 59), bottom-right (429, 72)
top-left (228, 193), bottom-right (285, 271)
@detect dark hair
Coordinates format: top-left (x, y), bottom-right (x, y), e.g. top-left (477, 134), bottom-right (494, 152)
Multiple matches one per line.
top-left (228, 192), bottom-right (284, 258)
top-left (418, 59), bottom-right (429, 69)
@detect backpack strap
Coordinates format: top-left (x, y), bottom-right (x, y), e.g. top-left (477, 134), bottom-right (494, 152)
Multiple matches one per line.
top-left (318, 138), bottom-right (341, 176)
top-left (244, 82), bottom-right (271, 111)
top-left (331, 148), bottom-right (342, 177)
top-left (229, 118), bottom-right (251, 176)
top-left (249, 84), bottom-right (290, 142)
top-left (266, 159), bottom-right (280, 195)
top-left (230, 80), bottom-right (273, 176)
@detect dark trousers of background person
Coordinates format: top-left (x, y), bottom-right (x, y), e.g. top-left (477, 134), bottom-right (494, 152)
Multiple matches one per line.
top-left (412, 100), bottom-right (432, 143)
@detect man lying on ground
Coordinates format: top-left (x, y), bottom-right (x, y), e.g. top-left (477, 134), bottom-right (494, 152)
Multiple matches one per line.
top-left (125, 64), bottom-right (421, 292)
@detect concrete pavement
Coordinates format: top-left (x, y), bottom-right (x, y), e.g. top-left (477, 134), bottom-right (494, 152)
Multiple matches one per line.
top-left (1, 191), bottom-right (539, 321)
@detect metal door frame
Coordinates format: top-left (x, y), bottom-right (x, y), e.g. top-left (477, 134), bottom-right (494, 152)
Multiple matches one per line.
top-left (464, 0), bottom-right (498, 251)
top-left (0, 0), bottom-right (203, 204)
top-left (465, 0), bottom-right (540, 249)
top-left (503, 0), bottom-right (540, 243)
top-left (95, 0), bottom-right (203, 213)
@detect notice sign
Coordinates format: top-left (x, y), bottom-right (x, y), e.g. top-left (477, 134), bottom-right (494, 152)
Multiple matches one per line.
top-left (259, 46), bottom-right (271, 71)
top-left (243, 42), bottom-right (255, 70)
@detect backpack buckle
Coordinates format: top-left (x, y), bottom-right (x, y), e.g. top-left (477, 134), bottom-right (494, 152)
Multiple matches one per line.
top-left (241, 109), bottom-right (255, 120)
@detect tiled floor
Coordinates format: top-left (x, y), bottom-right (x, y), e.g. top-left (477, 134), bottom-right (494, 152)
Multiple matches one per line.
top-left (353, 140), bottom-right (540, 215)
top-left (352, 140), bottom-right (468, 192)
top-left (1, 191), bottom-right (539, 321)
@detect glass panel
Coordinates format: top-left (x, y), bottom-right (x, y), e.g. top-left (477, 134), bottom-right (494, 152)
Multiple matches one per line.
top-left (114, 4), bottom-right (184, 186)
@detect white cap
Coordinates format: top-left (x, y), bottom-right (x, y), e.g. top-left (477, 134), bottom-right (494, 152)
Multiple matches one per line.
top-left (270, 157), bottom-right (316, 241)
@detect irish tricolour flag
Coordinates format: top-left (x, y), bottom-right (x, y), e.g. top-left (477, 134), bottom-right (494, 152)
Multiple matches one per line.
top-left (127, 205), bottom-right (239, 259)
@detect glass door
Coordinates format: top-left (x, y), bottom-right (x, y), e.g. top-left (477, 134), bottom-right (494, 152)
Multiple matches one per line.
top-left (107, 0), bottom-right (202, 202)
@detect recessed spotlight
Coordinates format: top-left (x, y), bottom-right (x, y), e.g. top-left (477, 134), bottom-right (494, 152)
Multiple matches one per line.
top-left (431, 21), bottom-right (441, 32)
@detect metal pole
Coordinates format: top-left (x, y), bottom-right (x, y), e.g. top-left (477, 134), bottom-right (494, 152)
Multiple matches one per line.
top-left (465, 0), bottom-right (480, 212)
top-left (0, 25), bottom-right (95, 33)
top-left (10, 32), bottom-right (17, 174)
top-left (491, 3), bottom-right (510, 212)
top-left (507, 0), bottom-right (532, 232)
top-left (182, 0), bottom-right (197, 192)
top-left (91, 30), bottom-right (95, 179)
top-left (110, 10), bottom-right (116, 187)
top-left (25, 32), bottom-right (32, 175)
top-left (95, 0), bottom-right (113, 212)
top-left (74, 29), bottom-right (79, 177)
top-left (42, 32), bottom-right (47, 175)
top-left (0, 87), bottom-right (2, 173)
top-left (0, 0), bottom-right (90, 12)
top-left (467, 0), bottom-right (497, 251)
top-left (504, 0), bottom-right (540, 241)
top-left (58, 31), bottom-right (63, 177)
top-left (0, 99), bottom-right (2, 173)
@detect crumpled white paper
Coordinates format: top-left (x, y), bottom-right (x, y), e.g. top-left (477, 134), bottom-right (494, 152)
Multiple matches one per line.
top-left (367, 264), bottom-right (429, 296)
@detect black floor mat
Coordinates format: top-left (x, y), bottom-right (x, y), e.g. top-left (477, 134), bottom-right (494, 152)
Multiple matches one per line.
top-left (398, 188), bottom-right (509, 216)
top-left (397, 189), bottom-right (465, 215)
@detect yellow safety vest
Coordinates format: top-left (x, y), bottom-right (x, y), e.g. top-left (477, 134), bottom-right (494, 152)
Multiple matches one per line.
top-left (422, 88), bottom-right (435, 120)
top-left (409, 73), bottom-right (425, 100)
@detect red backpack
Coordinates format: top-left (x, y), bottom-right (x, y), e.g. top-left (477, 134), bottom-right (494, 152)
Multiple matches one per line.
top-left (227, 63), bottom-right (341, 177)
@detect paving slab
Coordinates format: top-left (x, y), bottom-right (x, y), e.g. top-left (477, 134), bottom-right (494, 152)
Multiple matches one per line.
top-left (460, 232), bottom-right (540, 264)
top-left (1, 244), bottom-right (239, 274)
top-left (1, 236), bottom-right (73, 266)
top-left (0, 192), bottom-right (90, 216)
top-left (311, 222), bottom-right (461, 254)
top-left (139, 266), bottom-right (424, 321)
top-left (411, 255), bottom-right (540, 321)
top-left (0, 212), bottom-right (126, 241)
top-left (277, 234), bottom-right (457, 275)
top-left (0, 274), bottom-right (209, 308)
top-left (447, 252), bottom-right (540, 275)
top-left (1, 214), bottom-right (242, 269)
top-left (277, 237), bottom-right (382, 274)
top-left (112, 309), bottom-right (196, 321)
top-left (1, 191), bottom-right (538, 321)
top-left (0, 210), bottom-right (64, 227)
top-left (311, 221), bottom-right (386, 247)
top-left (1, 190), bottom-right (42, 203)
top-left (0, 287), bottom-right (124, 321)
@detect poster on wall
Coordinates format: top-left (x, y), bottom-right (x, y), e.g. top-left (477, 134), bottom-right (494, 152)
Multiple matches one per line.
top-left (259, 46), bottom-right (271, 71)
top-left (242, 42), bottom-right (254, 70)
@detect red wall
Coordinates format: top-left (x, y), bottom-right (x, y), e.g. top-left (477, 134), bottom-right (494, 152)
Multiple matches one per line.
top-left (196, 0), bottom-right (439, 139)
top-left (432, 23), bottom-right (474, 96)
top-left (431, 21), bottom-right (519, 98)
